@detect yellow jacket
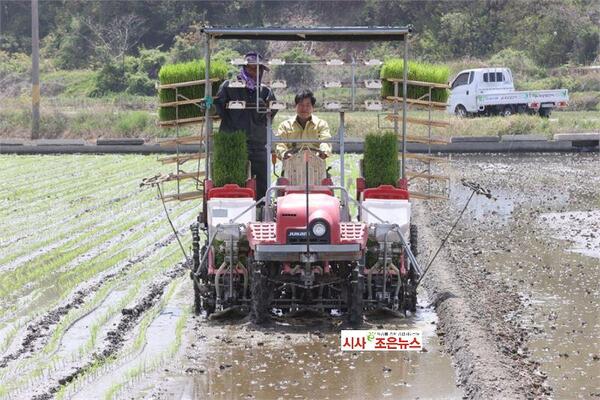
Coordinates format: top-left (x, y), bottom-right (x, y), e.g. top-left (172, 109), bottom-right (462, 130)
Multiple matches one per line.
top-left (275, 115), bottom-right (332, 159)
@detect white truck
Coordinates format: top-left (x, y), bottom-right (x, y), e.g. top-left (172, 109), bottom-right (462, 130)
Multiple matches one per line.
top-left (447, 68), bottom-right (569, 117)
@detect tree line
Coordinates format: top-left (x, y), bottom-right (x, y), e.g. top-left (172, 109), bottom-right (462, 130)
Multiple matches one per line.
top-left (0, 0), bottom-right (598, 69)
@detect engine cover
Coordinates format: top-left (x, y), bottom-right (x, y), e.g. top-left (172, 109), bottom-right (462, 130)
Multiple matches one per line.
top-left (276, 193), bottom-right (340, 244)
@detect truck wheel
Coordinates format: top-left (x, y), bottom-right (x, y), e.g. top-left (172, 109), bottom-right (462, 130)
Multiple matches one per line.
top-left (250, 262), bottom-right (271, 324)
top-left (501, 105), bottom-right (513, 117)
top-left (455, 105), bottom-right (467, 118)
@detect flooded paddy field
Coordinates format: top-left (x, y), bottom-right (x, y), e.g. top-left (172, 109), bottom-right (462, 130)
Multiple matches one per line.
top-left (416, 153), bottom-right (599, 399)
top-left (1, 153), bottom-right (598, 399)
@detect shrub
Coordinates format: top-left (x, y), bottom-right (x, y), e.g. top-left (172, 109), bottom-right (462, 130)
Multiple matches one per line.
top-left (125, 71), bottom-right (155, 96)
top-left (568, 92), bottom-right (600, 111)
top-left (0, 51), bottom-right (30, 77)
top-left (497, 115), bottom-right (541, 136)
top-left (137, 47), bottom-right (168, 79)
top-left (168, 31), bottom-right (202, 63)
top-left (380, 59), bottom-right (450, 102)
top-left (157, 60), bottom-right (228, 121)
top-left (521, 74), bottom-right (600, 92)
top-left (39, 112), bottom-right (68, 139)
top-left (488, 48), bottom-right (546, 80)
top-left (116, 111), bottom-right (150, 137)
top-left (89, 62), bottom-right (127, 97)
top-left (363, 132), bottom-right (398, 188)
top-left (212, 130), bottom-right (248, 187)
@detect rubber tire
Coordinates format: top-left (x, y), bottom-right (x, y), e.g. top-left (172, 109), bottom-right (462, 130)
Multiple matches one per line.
top-left (501, 105), bottom-right (513, 117)
top-left (539, 108), bottom-right (551, 118)
top-left (348, 266), bottom-right (364, 326)
top-left (250, 263), bottom-right (271, 324)
top-left (455, 105), bottom-right (467, 118)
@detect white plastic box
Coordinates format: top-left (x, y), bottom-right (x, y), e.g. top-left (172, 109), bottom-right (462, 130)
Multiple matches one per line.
top-left (207, 198), bottom-right (256, 239)
top-left (361, 199), bottom-right (411, 239)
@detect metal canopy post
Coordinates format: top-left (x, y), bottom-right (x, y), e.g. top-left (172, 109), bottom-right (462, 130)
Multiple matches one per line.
top-left (201, 27), bottom-right (411, 42)
top-left (339, 111), bottom-right (345, 189)
top-left (401, 37), bottom-right (408, 182)
top-left (351, 56), bottom-right (356, 111)
top-left (204, 34), bottom-right (212, 180)
top-left (255, 56), bottom-right (260, 113)
top-left (266, 112), bottom-right (273, 189)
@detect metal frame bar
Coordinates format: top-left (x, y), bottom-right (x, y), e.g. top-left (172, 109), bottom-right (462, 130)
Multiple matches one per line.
top-left (402, 38), bottom-right (408, 181)
top-left (201, 27), bottom-right (411, 41)
top-left (204, 35), bottom-right (211, 180)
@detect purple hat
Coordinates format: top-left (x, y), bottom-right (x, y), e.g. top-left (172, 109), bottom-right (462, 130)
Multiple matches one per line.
top-left (244, 52), bottom-right (270, 71)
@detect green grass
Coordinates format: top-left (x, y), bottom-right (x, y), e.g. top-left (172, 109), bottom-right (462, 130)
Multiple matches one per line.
top-left (212, 130), bottom-right (248, 187)
top-left (41, 69), bottom-right (97, 97)
top-left (115, 111), bottom-right (151, 137)
top-left (380, 59), bottom-right (450, 102)
top-left (363, 132), bottom-right (399, 188)
top-left (158, 60), bottom-right (228, 121)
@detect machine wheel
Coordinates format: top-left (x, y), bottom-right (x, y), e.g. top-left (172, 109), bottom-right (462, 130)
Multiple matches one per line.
top-left (193, 278), bottom-right (215, 316)
top-left (348, 265), bottom-right (364, 326)
top-left (408, 282), bottom-right (417, 313)
top-left (250, 262), bottom-right (271, 324)
top-left (193, 279), bottom-right (202, 314)
top-left (409, 224), bottom-right (418, 257)
top-left (455, 105), bottom-right (468, 118)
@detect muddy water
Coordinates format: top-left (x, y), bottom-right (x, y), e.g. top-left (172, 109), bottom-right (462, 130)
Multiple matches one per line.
top-left (180, 301), bottom-right (462, 400)
top-left (56, 288), bottom-right (129, 358)
top-left (444, 154), bottom-right (600, 399)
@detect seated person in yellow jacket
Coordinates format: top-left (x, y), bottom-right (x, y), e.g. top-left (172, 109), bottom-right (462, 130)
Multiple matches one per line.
top-left (276, 89), bottom-right (331, 159)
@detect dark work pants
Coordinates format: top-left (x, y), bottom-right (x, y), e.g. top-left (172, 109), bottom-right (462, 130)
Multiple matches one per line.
top-left (249, 151), bottom-right (268, 201)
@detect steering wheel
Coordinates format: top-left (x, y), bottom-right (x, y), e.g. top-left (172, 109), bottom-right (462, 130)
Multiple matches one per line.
top-left (283, 147), bottom-right (327, 160)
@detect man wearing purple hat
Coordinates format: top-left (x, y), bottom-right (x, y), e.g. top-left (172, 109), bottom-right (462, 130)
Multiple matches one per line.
top-left (214, 52), bottom-right (277, 201)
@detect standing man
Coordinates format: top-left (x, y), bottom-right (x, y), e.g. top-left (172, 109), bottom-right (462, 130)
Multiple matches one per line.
top-left (276, 89), bottom-right (331, 159)
top-left (214, 52), bottom-right (277, 200)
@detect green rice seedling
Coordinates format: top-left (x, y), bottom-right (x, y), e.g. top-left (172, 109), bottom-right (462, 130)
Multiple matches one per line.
top-left (158, 60), bottom-right (228, 122)
top-left (380, 59), bottom-right (450, 103)
top-left (212, 130), bottom-right (248, 187)
top-left (363, 132), bottom-right (399, 188)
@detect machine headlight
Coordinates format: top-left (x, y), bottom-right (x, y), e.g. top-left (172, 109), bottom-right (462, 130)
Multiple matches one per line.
top-left (312, 222), bottom-right (327, 237)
